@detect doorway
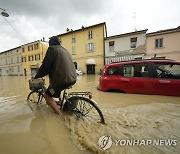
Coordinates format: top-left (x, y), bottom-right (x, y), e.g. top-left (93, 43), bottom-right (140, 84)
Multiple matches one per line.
top-left (86, 64), bottom-right (95, 74)
top-left (31, 68), bottom-right (38, 76)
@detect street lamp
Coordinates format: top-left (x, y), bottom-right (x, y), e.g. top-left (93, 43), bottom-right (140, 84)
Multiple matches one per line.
top-left (0, 8), bottom-right (9, 17)
top-left (1, 8), bottom-right (10, 75)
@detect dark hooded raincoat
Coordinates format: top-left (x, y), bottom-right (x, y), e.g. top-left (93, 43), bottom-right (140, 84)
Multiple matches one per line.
top-left (35, 36), bottom-right (77, 89)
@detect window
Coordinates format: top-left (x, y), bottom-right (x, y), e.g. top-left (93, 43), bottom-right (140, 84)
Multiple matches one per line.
top-left (11, 58), bottom-right (13, 64)
top-left (123, 63), bottom-right (149, 77)
top-left (22, 47), bottom-right (25, 53)
top-left (34, 43), bottom-right (39, 50)
top-left (109, 41), bottom-right (115, 52)
top-left (88, 30), bottom-right (93, 39)
top-left (18, 66), bottom-right (20, 72)
top-left (87, 43), bottom-right (95, 52)
top-left (72, 34), bottom-right (76, 43)
top-left (35, 54), bottom-right (40, 60)
top-left (108, 66), bottom-right (123, 75)
top-left (72, 46), bottom-right (76, 55)
top-left (28, 45), bottom-right (33, 51)
top-left (17, 56), bottom-right (19, 63)
top-left (22, 57), bottom-right (26, 62)
top-left (130, 37), bottom-right (137, 48)
top-left (28, 55), bottom-right (34, 61)
top-left (155, 63), bottom-right (180, 79)
top-left (155, 38), bottom-right (163, 48)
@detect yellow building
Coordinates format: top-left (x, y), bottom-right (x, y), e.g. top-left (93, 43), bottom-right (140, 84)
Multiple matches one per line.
top-left (21, 40), bottom-right (48, 76)
top-left (58, 22), bottom-right (107, 74)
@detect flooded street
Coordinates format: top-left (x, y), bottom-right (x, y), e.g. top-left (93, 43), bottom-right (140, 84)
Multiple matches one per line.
top-left (0, 75), bottom-right (180, 154)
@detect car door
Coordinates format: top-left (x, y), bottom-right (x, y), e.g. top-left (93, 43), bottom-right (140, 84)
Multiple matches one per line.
top-left (153, 62), bottom-right (180, 96)
top-left (106, 66), bottom-right (121, 90)
top-left (120, 63), bottom-right (157, 95)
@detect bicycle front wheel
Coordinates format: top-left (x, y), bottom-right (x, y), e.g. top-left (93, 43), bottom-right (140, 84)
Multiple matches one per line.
top-left (64, 96), bottom-right (105, 124)
top-left (27, 91), bottom-right (43, 104)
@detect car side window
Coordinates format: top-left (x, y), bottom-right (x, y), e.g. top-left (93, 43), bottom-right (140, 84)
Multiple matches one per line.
top-left (107, 66), bottom-right (123, 75)
top-left (123, 63), bottom-right (149, 77)
top-left (155, 63), bottom-right (180, 79)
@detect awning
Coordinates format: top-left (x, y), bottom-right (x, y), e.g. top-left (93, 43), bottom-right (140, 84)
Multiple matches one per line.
top-left (86, 58), bottom-right (96, 65)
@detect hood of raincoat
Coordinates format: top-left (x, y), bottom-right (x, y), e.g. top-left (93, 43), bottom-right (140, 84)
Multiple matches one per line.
top-left (49, 36), bottom-right (61, 46)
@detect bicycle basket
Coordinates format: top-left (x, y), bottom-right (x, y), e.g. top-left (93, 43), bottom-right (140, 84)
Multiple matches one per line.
top-left (29, 78), bottom-right (45, 91)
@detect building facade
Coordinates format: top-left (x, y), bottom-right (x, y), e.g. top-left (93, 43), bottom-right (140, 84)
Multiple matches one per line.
top-left (0, 46), bottom-right (23, 76)
top-left (58, 22), bottom-right (107, 74)
top-left (146, 26), bottom-right (180, 61)
top-left (21, 40), bottom-right (48, 76)
top-left (105, 29), bottom-right (148, 64)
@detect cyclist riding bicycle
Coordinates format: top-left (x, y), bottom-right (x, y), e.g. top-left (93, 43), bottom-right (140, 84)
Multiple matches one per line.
top-left (34, 36), bottom-right (77, 116)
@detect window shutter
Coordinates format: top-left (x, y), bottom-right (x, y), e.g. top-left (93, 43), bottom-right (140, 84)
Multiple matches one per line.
top-left (92, 43), bottom-right (95, 52)
top-left (160, 38), bottom-right (163, 47)
top-left (131, 37), bottom-right (137, 42)
top-left (155, 39), bottom-right (158, 48)
top-left (109, 41), bottom-right (114, 46)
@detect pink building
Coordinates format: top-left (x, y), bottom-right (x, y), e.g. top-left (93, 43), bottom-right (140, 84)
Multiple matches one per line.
top-left (145, 26), bottom-right (180, 62)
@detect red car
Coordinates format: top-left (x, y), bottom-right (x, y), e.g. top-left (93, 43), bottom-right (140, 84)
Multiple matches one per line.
top-left (98, 59), bottom-right (180, 96)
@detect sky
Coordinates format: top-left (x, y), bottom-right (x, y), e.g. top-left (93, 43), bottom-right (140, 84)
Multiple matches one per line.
top-left (0, 0), bottom-right (180, 52)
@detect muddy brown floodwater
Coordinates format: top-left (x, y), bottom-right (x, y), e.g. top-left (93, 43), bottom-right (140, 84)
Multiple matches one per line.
top-left (0, 75), bottom-right (179, 154)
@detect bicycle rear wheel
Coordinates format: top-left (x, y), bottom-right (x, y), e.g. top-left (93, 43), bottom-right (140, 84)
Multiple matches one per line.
top-left (27, 91), bottom-right (43, 104)
top-left (63, 96), bottom-right (105, 124)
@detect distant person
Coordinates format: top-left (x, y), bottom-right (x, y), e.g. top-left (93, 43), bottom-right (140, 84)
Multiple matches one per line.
top-left (34, 36), bottom-right (77, 116)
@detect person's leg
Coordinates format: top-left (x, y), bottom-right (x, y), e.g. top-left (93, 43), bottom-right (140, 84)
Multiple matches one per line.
top-left (43, 93), bottom-right (63, 116)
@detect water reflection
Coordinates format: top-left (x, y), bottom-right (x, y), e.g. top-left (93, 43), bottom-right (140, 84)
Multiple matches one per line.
top-left (0, 76), bottom-right (179, 154)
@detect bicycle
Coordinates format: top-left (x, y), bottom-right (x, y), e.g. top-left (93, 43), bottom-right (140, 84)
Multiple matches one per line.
top-left (27, 78), bottom-right (105, 124)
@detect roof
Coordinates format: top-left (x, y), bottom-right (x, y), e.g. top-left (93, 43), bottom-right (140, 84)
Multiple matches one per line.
top-left (131, 45), bottom-right (146, 54)
top-left (105, 29), bottom-right (148, 40)
top-left (0, 46), bottom-right (21, 54)
top-left (57, 22), bottom-right (106, 37)
top-left (0, 40), bottom-right (48, 54)
top-left (146, 26), bottom-right (180, 37)
top-left (21, 40), bottom-right (48, 47)
top-left (107, 59), bottom-right (179, 66)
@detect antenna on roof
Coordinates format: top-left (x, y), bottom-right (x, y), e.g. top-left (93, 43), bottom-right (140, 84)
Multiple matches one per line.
top-left (132, 12), bottom-right (137, 31)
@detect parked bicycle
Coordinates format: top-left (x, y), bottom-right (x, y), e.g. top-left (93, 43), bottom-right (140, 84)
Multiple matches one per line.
top-left (27, 78), bottom-right (105, 124)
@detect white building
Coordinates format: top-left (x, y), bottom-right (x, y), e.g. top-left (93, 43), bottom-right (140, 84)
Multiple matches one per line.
top-left (145, 26), bottom-right (180, 61)
top-left (0, 46), bottom-right (23, 76)
top-left (105, 29), bottom-right (148, 64)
